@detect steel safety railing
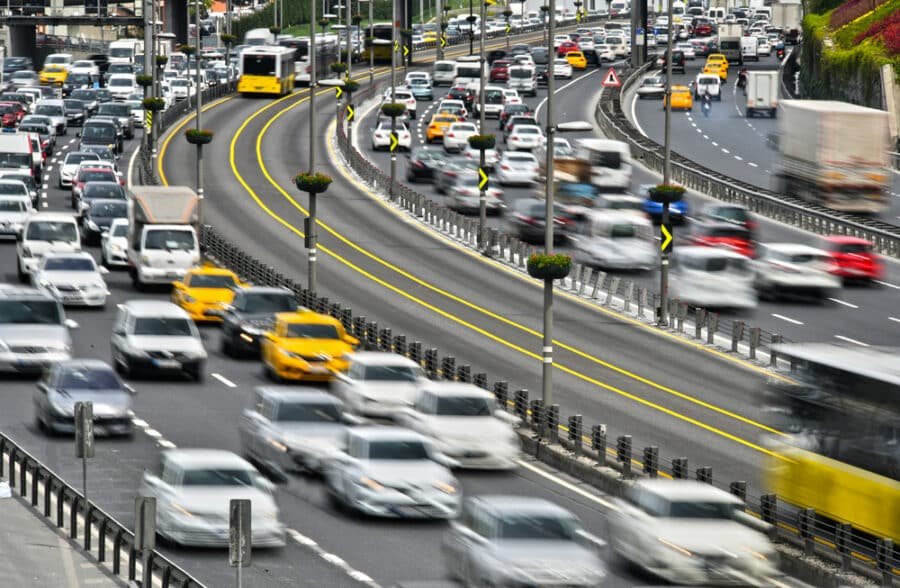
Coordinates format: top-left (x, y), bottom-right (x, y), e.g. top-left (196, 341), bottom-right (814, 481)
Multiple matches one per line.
top-left (0, 433), bottom-right (207, 588)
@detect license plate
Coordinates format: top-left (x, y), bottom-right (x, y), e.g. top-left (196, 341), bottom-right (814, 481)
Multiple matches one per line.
top-left (166, 272), bottom-right (179, 278)
top-left (307, 366), bottom-right (329, 374)
top-left (154, 359), bottom-right (180, 369)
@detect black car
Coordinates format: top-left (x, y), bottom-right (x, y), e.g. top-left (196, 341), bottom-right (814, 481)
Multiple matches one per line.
top-left (506, 198), bottom-right (576, 245)
top-left (535, 63), bottom-right (550, 86)
top-left (3, 56), bottom-right (33, 76)
top-left (447, 86), bottom-right (475, 108)
top-left (82, 198), bottom-right (127, 244)
top-left (218, 287), bottom-right (300, 357)
top-left (79, 181), bottom-right (126, 214)
top-left (499, 103), bottom-right (533, 128)
top-left (94, 88), bottom-right (114, 104)
top-left (69, 89), bottom-right (99, 115)
top-left (80, 120), bottom-right (120, 154)
top-left (62, 73), bottom-right (95, 98)
top-left (487, 49), bottom-right (508, 64)
top-left (97, 102), bottom-right (135, 139)
top-left (63, 99), bottom-right (87, 126)
top-left (405, 147), bottom-right (447, 183)
top-left (658, 49), bottom-right (686, 74)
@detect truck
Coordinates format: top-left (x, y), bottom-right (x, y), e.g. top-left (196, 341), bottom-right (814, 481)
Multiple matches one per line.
top-left (127, 186), bottom-right (201, 290)
top-left (772, 0), bottom-right (802, 44)
top-left (745, 70), bottom-right (778, 117)
top-left (108, 39), bottom-right (143, 65)
top-left (777, 100), bottom-right (890, 214)
top-left (718, 23), bottom-right (744, 64)
top-left (245, 28), bottom-right (276, 46)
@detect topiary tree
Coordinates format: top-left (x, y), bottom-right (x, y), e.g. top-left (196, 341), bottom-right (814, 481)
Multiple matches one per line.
top-left (318, 17), bottom-right (330, 34)
top-left (155, 55), bottom-right (169, 67)
top-left (269, 26), bottom-right (281, 35)
top-left (185, 128), bottom-right (214, 145)
top-left (352, 13), bottom-right (363, 25)
top-left (343, 79), bottom-right (360, 94)
top-left (136, 74), bottom-right (153, 88)
top-left (527, 253), bottom-right (573, 281)
top-left (467, 134), bottom-right (496, 150)
top-left (178, 44), bottom-right (197, 56)
top-left (220, 33), bottom-right (236, 46)
top-left (330, 62), bottom-right (348, 76)
top-left (648, 183), bottom-right (686, 204)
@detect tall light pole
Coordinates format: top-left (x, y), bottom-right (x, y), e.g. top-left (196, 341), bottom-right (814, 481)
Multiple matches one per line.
top-left (308, 0), bottom-right (319, 293)
top-left (194, 0), bottom-right (204, 224)
top-left (389, 0), bottom-right (398, 200)
top-left (542, 0), bottom-right (557, 407)
top-left (368, 0), bottom-right (374, 84)
top-left (436, 0), bottom-right (444, 61)
top-left (477, 0), bottom-right (487, 249)
top-left (467, 0), bottom-right (475, 55)
top-left (346, 0), bottom-right (352, 77)
top-left (659, 0), bottom-right (674, 326)
top-left (143, 0), bottom-right (153, 152)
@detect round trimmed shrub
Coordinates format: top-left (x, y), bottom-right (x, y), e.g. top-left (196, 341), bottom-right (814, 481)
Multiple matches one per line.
top-left (185, 128), bottom-right (214, 145)
top-left (468, 134), bottom-right (496, 150)
top-left (142, 97), bottom-right (166, 112)
top-left (648, 184), bottom-right (686, 204)
top-left (381, 102), bottom-right (407, 118)
top-left (136, 74), bottom-right (153, 88)
top-left (527, 253), bottom-right (573, 281)
top-left (294, 172), bottom-right (333, 194)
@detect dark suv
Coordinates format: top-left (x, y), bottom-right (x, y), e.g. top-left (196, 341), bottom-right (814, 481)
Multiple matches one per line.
top-left (218, 287), bottom-right (300, 357)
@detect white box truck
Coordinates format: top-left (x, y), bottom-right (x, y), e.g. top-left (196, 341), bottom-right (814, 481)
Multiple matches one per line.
top-left (718, 23), bottom-right (744, 64)
top-left (777, 100), bottom-right (891, 214)
top-left (772, 0), bottom-right (802, 44)
top-left (127, 186), bottom-right (200, 290)
top-left (746, 70), bottom-right (778, 117)
top-left (108, 39), bottom-right (144, 65)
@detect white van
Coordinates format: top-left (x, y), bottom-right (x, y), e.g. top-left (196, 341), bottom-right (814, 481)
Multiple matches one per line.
top-left (16, 213), bottom-right (81, 281)
top-left (609, 0), bottom-right (630, 18)
top-left (694, 73), bottom-right (721, 100)
top-left (454, 56), bottom-right (483, 86)
top-left (573, 211), bottom-right (656, 271)
top-left (432, 60), bottom-right (458, 86)
top-left (108, 39), bottom-right (144, 65)
top-left (670, 247), bottom-right (757, 309)
top-left (707, 7), bottom-right (726, 23)
top-left (507, 65), bottom-right (537, 96)
top-left (741, 36), bottom-right (759, 61)
top-left (575, 139), bottom-right (632, 191)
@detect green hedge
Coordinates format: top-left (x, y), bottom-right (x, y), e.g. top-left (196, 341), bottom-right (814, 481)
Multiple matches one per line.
top-left (233, 0), bottom-right (394, 42)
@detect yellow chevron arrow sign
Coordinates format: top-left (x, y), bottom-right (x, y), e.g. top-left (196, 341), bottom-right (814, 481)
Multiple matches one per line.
top-left (394, 40), bottom-right (400, 52)
top-left (389, 132), bottom-right (399, 152)
top-left (478, 167), bottom-right (489, 190)
top-left (346, 104), bottom-right (355, 121)
top-left (403, 45), bottom-right (409, 57)
top-left (335, 86), bottom-right (343, 99)
top-left (505, 24), bottom-right (511, 34)
top-left (144, 110), bottom-right (153, 131)
top-left (440, 35), bottom-right (447, 48)
top-left (660, 223), bottom-right (673, 253)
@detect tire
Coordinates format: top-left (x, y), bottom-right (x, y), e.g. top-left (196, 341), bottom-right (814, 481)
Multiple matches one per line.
top-left (17, 258), bottom-right (27, 283)
top-left (188, 363), bottom-right (205, 383)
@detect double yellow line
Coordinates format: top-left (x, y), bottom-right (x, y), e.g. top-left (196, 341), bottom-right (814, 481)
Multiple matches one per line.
top-left (158, 42), bottom-right (789, 463)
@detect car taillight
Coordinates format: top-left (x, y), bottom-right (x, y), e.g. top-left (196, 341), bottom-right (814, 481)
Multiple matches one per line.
top-left (412, 160), bottom-right (425, 168)
top-left (500, 164), bottom-right (511, 170)
top-left (447, 133), bottom-right (454, 137)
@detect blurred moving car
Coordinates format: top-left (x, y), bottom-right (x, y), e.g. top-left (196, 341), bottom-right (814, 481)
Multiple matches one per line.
top-left (239, 387), bottom-right (359, 476)
top-left (0, 192), bottom-right (33, 238)
top-left (58, 151), bottom-right (101, 189)
top-left (323, 427), bottom-right (462, 518)
top-left (608, 479), bottom-right (777, 585)
top-left (34, 359), bottom-right (134, 436)
top-left (371, 121), bottom-right (412, 152)
top-left (636, 75), bottom-right (666, 99)
top-left (443, 496), bottom-right (607, 587)
top-left (572, 211), bottom-right (656, 271)
top-left (670, 247), bottom-right (757, 310)
top-left (689, 220), bottom-right (755, 258)
top-left (664, 85), bottom-right (694, 110)
top-left (260, 310), bottom-right (359, 382)
top-left (821, 236), bottom-right (883, 284)
top-left (33, 252), bottom-right (110, 308)
top-left (139, 449), bottom-right (285, 547)
top-left (640, 183), bottom-right (689, 224)
top-left (170, 267), bottom-right (244, 322)
top-left (495, 151), bottom-right (539, 186)
top-left (425, 115), bottom-right (459, 144)
top-left (332, 352), bottom-right (428, 419)
top-left (448, 174), bottom-right (505, 215)
top-left (697, 203), bottom-right (756, 237)
top-left (406, 147), bottom-right (447, 182)
top-left (398, 383), bottom-right (520, 469)
top-left (753, 243), bottom-right (841, 301)
top-left (443, 122), bottom-right (479, 153)
top-left (100, 218), bottom-right (129, 268)
top-left (0, 285), bottom-right (76, 373)
top-left (217, 287), bottom-right (300, 357)
top-left (81, 199), bottom-right (127, 245)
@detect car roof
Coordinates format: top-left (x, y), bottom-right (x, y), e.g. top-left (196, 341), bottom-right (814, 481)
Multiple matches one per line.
top-left (676, 246), bottom-right (749, 260)
top-left (54, 358), bottom-right (114, 370)
top-left (26, 212), bottom-right (77, 223)
top-left (349, 426), bottom-right (426, 442)
top-left (473, 495), bottom-right (576, 517)
top-left (0, 284), bottom-right (56, 300)
top-left (276, 310), bottom-right (339, 325)
top-left (823, 236), bottom-right (871, 245)
top-left (256, 386), bottom-right (343, 404)
top-left (346, 351), bottom-right (420, 367)
top-left (43, 251), bottom-right (95, 261)
top-left (162, 449), bottom-right (254, 469)
top-left (120, 299), bottom-right (191, 318)
top-left (761, 243), bottom-right (828, 255)
top-left (242, 286), bottom-right (293, 295)
top-left (634, 479), bottom-right (743, 504)
top-left (421, 382), bottom-right (493, 398)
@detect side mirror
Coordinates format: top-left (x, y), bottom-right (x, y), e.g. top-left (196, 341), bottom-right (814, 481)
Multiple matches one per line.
top-left (575, 529), bottom-right (607, 551)
top-left (342, 413), bottom-right (364, 426)
top-left (124, 383), bottom-right (137, 396)
top-left (433, 452), bottom-right (460, 469)
top-left (64, 319), bottom-right (79, 329)
top-left (112, 326), bottom-right (125, 336)
top-left (76, 132), bottom-right (81, 137)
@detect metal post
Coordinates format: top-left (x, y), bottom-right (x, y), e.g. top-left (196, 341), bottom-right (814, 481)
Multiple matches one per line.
top-left (310, 0), bottom-right (317, 172)
top-left (226, 0), bottom-right (233, 88)
top-left (389, 0), bottom-right (398, 201)
top-left (468, 0), bottom-right (474, 55)
top-left (195, 0), bottom-right (204, 225)
top-left (541, 0), bottom-right (557, 408)
top-left (143, 0), bottom-right (153, 150)
top-left (346, 0), bottom-right (352, 79)
top-left (477, 0), bottom-right (487, 249)
top-left (368, 0), bottom-right (374, 84)
top-left (658, 0), bottom-right (673, 327)
top-left (308, 193), bottom-right (317, 293)
top-left (436, 0), bottom-right (443, 60)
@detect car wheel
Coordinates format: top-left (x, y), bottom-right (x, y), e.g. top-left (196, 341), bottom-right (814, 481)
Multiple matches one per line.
top-left (115, 353), bottom-right (132, 378)
top-left (188, 363), bottom-right (205, 382)
top-left (35, 412), bottom-right (45, 433)
top-left (263, 361), bottom-right (280, 382)
top-left (16, 259), bottom-right (27, 283)
top-left (221, 332), bottom-right (236, 357)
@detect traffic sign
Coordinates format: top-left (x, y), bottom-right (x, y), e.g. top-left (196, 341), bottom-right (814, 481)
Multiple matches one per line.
top-left (478, 167), bottom-right (489, 190)
top-left (576, 11), bottom-right (582, 22)
top-left (394, 40), bottom-right (400, 53)
top-left (346, 104), bottom-right (355, 121)
top-left (144, 110), bottom-right (153, 131)
top-left (389, 132), bottom-right (399, 152)
top-left (505, 24), bottom-right (511, 34)
top-left (485, 0), bottom-right (496, 5)
top-left (440, 35), bottom-right (447, 48)
top-left (403, 45), bottom-right (410, 57)
top-left (602, 67), bottom-right (622, 88)
top-left (660, 223), bottom-right (673, 254)
top-left (335, 86), bottom-right (343, 99)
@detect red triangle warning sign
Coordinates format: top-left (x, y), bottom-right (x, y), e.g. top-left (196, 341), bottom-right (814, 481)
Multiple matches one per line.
top-left (602, 67), bottom-right (622, 88)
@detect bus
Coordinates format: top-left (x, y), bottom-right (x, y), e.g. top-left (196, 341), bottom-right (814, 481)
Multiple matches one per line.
top-left (363, 24), bottom-right (394, 64)
top-left (762, 343), bottom-right (899, 541)
top-left (279, 36), bottom-right (339, 86)
top-left (238, 46), bottom-right (296, 96)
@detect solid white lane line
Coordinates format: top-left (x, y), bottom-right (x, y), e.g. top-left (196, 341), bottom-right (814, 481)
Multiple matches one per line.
top-left (144, 428), bottom-right (162, 438)
top-left (711, 141), bottom-right (718, 147)
top-left (515, 458), bottom-right (617, 510)
top-left (834, 335), bottom-right (869, 347)
top-left (734, 155), bottom-right (743, 161)
top-left (536, 68), bottom-right (602, 119)
top-left (875, 280), bottom-right (900, 290)
top-left (771, 313), bottom-right (803, 325)
top-left (211, 372), bottom-right (237, 387)
top-left (828, 298), bottom-right (858, 309)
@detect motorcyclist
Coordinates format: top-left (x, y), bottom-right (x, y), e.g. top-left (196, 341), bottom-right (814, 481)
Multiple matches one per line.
top-left (737, 67), bottom-right (748, 88)
top-left (702, 92), bottom-right (712, 117)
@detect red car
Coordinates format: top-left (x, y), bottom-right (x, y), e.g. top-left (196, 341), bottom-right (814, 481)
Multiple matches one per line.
top-left (447, 86), bottom-right (475, 108)
top-left (0, 101), bottom-right (25, 127)
top-left (557, 41), bottom-right (579, 57)
top-left (690, 221), bottom-right (755, 258)
top-left (822, 236), bottom-right (883, 283)
top-left (489, 60), bottom-right (511, 83)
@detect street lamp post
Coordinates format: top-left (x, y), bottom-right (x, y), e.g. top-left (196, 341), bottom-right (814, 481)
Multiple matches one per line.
top-left (308, 0), bottom-right (319, 293)
top-left (659, 0), bottom-right (674, 326)
top-left (542, 0), bottom-right (557, 407)
top-left (468, 0), bottom-right (474, 55)
top-left (540, 5), bottom-right (549, 44)
top-left (194, 0), bottom-right (204, 224)
top-left (390, 0), bottom-right (398, 200)
top-left (477, 0), bottom-right (487, 249)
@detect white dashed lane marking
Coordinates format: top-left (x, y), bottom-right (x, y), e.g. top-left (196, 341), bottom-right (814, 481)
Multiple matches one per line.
top-left (834, 335), bottom-right (869, 347)
top-left (889, 316), bottom-right (900, 324)
top-left (828, 297), bottom-right (859, 309)
top-left (771, 313), bottom-right (803, 326)
top-left (875, 280), bottom-right (900, 290)
top-left (211, 372), bottom-right (237, 387)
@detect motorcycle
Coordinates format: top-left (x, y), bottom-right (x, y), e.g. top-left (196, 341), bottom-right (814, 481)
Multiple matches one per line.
top-left (737, 70), bottom-right (748, 88)
top-left (776, 47), bottom-right (786, 59)
top-left (702, 97), bottom-right (712, 118)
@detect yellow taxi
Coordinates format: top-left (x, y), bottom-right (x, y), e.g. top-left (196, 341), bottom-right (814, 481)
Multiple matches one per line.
top-left (260, 310), bottom-right (359, 382)
top-left (39, 65), bottom-right (69, 85)
top-left (705, 53), bottom-right (729, 69)
top-left (702, 62), bottom-right (728, 83)
top-left (664, 85), bottom-right (694, 110)
top-left (426, 114), bottom-right (460, 143)
top-left (171, 267), bottom-right (244, 322)
top-left (423, 31), bottom-right (438, 44)
top-left (565, 51), bottom-right (588, 70)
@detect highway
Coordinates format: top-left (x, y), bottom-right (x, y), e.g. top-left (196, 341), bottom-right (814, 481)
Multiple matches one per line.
top-left (627, 52), bottom-right (900, 223)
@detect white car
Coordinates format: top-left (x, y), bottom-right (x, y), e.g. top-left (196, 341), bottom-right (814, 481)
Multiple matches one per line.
top-left (106, 74), bottom-right (137, 100)
top-left (69, 60), bottom-right (100, 77)
top-left (448, 174), bottom-right (505, 215)
top-left (58, 151), bottom-right (102, 189)
top-left (496, 151), bottom-right (539, 185)
top-left (0, 194), bottom-right (34, 238)
top-left (332, 352), bottom-right (428, 418)
top-left (443, 122), bottom-right (478, 153)
top-left (694, 73), bottom-right (721, 101)
top-left (671, 247), bottom-right (757, 310)
top-left (676, 42), bottom-right (696, 59)
top-left (384, 89), bottom-right (418, 119)
top-left (323, 427), bottom-right (462, 518)
top-left (506, 124), bottom-right (545, 151)
top-left (578, 38), bottom-right (595, 52)
top-left (461, 146), bottom-right (499, 169)
top-left (371, 121), bottom-right (412, 151)
top-left (169, 78), bottom-right (195, 101)
top-left (405, 71), bottom-right (432, 86)
top-left (756, 36), bottom-right (772, 56)
top-left (398, 383), bottom-right (520, 469)
top-left (438, 98), bottom-right (468, 119)
top-left (139, 449), bottom-right (285, 547)
top-left (17, 213), bottom-right (81, 281)
top-left (608, 479), bottom-right (778, 585)
top-left (572, 211), bottom-right (656, 271)
top-left (501, 89), bottom-right (522, 105)
top-left (753, 243), bottom-right (841, 301)
top-left (553, 58), bottom-right (573, 79)
top-left (595, 44), bottom-right (616, 62)
top-left (100, 218), bottom-right (129, 268)
top-left (33, 252), bottom-right (109, 308)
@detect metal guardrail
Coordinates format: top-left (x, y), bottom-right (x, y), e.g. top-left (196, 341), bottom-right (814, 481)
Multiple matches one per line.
top-left (0, 433), bottom-right (206, 588)
top-left (598, 62), bottom-right (900, 260)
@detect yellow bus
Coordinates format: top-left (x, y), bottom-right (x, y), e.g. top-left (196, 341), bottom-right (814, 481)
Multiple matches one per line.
top-left (363, 24), bottom-right (394, 64)
top-left (238, 46), bottom-right (296, 96)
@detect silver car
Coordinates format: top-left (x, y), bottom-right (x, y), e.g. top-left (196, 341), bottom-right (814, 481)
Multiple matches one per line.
top-left (239, 387), bottom-right (360, 476)
top-left (139, 449), bottom-right (286, 548)
top-left (32, 251), bottom-right (110, 308)
top-left (443, 496), bottom-right (607, 587)
top-left (34, 359), bottom-right (135, 436)
top-left (332, 352), bottom-right (429, 419)
top-left (323, 427), bottom-right (461, 519)
top-left (0, 285), bottom-right (76, 373)
top-left (32, 99), bottom-right (68, 136)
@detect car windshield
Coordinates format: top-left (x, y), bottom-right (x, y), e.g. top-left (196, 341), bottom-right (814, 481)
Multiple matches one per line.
top-left (0, 299), bottom-right (61, 324)
top-left (435, 395), bottom-right (493, 416)
top-left (0, 183), bottom-right (27, 195)
top-left (835, 243), bottom-right (871, 254)
top-left (276, 401), bottom-right (341, 422)
top-left (66, 153), bottom-right (99, 166)
top-left (82, 126), bottom-right (115, 141)
top-left (109, 78), bottom-right (132, 87)
top-left (187, 273), bottom-right (236, 288)
top-left (98, 104), bottom-right (130, 116)
top-left (71, 90), bottom-right (96, 101)
top-left (110, 223), bottom-right (128, 237)
top-left (362, 365), bottom-right (420, 381)
top-left (20, 125), bottom-right (49, 135)
top-left (59, 368), bottom-right (121, 390)
top-left (497, 514), bottom-right (579, 540)
top-left (242, 293), bottom-right (295, 313)
top-left (84, 184), bottom-right (124, 199)
top-left (181, 468), bottom-right (254, 486)
top-left (90, 201), bottom-right (126, 217)
top-left (26, 221), bottom-right (77, 242)
top-left (44, 257), bottom-right (95, 271)
top-left (667, 500), bottom-right (736, 519)
top-left (0, 154), bottom-right (32, 168)
top-left (144, 229), bottom-right (195, 251)
top-left (367, 440), bottom-right (430, 460)
top-left (80, 171), bottom-right (116, 183)
top-left (132, 317), bottom-right (194, 336)
top-left (0, 199), bottom-right (27, 212)
top-left (34, 104), bottom-right (63, 116)
top-left (286, 323), bottom-right (340, 339)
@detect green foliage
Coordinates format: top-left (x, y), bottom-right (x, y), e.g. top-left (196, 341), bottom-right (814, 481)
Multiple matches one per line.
top-left (135, 74), bottom-right (153, 88)
top-left (185, 128), bottom-right (214, 145)
top-left (178, 44), bottom-right (197, 55)
top-left (467, 134), bottom-right (496, 150)
top-left (807, 0), bottom-right (845, 14)
top-left (142, 97), bottom-right (166, 111)
top-left (648, 184), bottom-right (685, 203)
top-left (220, 33), bottom-right (237, 45)
top-left (527, 253), bottom-right (573, 281)
top-left (294, 172), bottom-right (333, 194)
top-left (833, 0), bottom-right (900, 47)
top-left (381, 102), bottom-right (407, 118)
top-left (331, 62), bottom-right (348, 74)
top-left (155, 55), bottom-right (169, 66)
top-left (343, 79), bottom-right (360, 94)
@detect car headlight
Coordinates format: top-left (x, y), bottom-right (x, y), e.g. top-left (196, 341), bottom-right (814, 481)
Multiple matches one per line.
top-left (181, 293), bottom-right (196, 303)
top-left (357, 477), bottom-right (384, 492)
top-left (267, 437), bottom-right (289, 453)
top-left (241, 323), bottom-right (264, 335)
top-left (433, 480), bottom-right (458, 494)
top-left (110, 244), bottom-right (123, 253)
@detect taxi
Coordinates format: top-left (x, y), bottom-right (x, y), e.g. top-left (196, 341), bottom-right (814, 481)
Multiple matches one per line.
top-left (39, 65), bottom-right (69, 85)
top-left (426, 113), bottom-right (460, 143)
top-left (664, 85), bottom-right (693, 110)
top-left (565, 51), bottom-right (588, 70)
top-left (705, 53), bottom-right (729, 69)
top-left (260, 310), bottom-right (359, 382)
top-left (702, 62), bottom-right (728, 83)
top-left (171, 267), bottom-right (244, 322)
top-left (423, 31), bottom-right (438, 44)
